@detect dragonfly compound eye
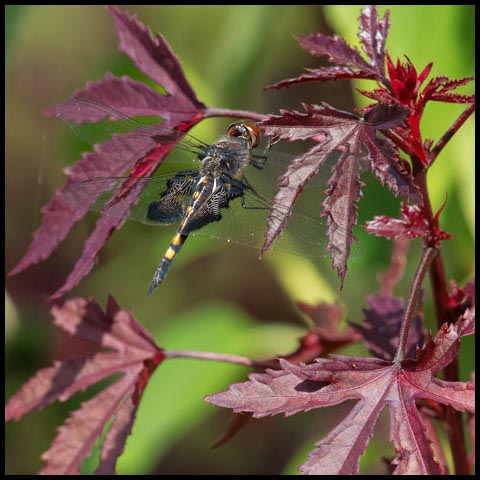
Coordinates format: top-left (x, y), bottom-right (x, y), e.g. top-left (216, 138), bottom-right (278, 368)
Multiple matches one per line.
top-left (227, 121), bottom-right (261, 148)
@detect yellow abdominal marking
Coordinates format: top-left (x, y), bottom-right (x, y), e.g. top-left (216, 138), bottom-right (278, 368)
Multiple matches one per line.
top-left (171, 234), bottom-right (182, 246)
top-left (180, 206), bottom-right (194, 229)
top-left (164, 247), bottom-right (176, 260)
top-left (192, 191), bottom-right (200, 199)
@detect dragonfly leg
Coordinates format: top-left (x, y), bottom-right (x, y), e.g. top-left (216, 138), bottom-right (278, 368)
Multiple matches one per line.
top-left (260, 134), bottom-right (280, 158)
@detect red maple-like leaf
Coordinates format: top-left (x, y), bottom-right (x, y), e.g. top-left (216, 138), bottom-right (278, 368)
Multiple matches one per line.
top-left (5, 296), bottom-right (164, 475)
top-left (266, 6), bottom-right (389, 90)
top-left (285, 302), bottom-right (361, 364)
top-left (364, 202), bottom-right (454, 248)
top-left (260, 102), bottom-right (420, 286)
top-left (357, 5), bottom-right (390, 78)
top-left (9, 5), bottom-right (206, 298)
top-left (205, 312), bottom-right (474, 475)
top-left (351, 294), bottom-right (424, 361)
top-left (212, 301), bottom-right (361, 449)
top-left (368, 56), bottom-right (474, 165)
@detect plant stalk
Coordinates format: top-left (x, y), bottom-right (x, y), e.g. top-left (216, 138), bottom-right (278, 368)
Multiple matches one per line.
top-left (393, 246), bottom-right (437, 363)
top-left (430, 102), bottom-right (475, 162)
top-left (165, 349), bottom-right (279, 370)
top-left (205, 107), bottom-right (268, 123)
top-left (412, 167), bottom-right (470, 475)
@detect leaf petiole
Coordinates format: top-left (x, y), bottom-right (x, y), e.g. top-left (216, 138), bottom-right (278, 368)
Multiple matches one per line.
top-left (393, 246), bottom-right (438, 363)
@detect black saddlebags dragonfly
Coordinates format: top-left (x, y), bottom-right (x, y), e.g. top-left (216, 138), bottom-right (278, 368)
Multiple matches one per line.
top-left (57, 97), bottom-right (360, 296)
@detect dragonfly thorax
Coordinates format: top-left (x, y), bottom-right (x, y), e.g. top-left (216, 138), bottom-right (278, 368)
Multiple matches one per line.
top-left (200, 139), bottom-right (252, 178)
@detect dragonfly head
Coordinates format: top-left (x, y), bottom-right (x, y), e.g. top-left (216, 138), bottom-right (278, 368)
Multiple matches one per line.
top-left (227, 121), bottom-right (260, 148)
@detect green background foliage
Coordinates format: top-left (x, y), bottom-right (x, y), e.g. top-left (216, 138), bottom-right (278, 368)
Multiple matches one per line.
top-left (5, 5), bottom-right (474, 475)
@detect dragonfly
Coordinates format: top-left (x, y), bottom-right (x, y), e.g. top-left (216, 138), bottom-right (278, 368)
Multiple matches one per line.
top-left (57, 97), bottom-right (360, 296)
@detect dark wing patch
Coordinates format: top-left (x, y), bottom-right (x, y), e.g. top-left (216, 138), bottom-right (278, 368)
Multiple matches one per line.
top-left (147, 172), bottom-right (199, 224)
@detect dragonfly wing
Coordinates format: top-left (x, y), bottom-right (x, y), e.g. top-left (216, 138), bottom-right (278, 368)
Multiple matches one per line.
top-left (191, 186), bottom-right (363, 259)
top-left (57, 97), bottom-right (209, 166)
top-left (146, 173), bottom-right (199, 224)
top-left (61, 172), bottom-right (200, 225)
top-left (189, 187), bottom-right (323, 257)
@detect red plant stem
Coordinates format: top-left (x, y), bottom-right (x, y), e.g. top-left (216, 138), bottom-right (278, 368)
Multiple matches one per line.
top-left (383, 129), bottom-right (414, 156)
top-left (393, 246), bottom-right (437, 363)
top-left (430, 102), bottom-right (475, 162)
top-left (205, 107), bottom-right (268, 123)
top-left (412, 168), bottom-right (469, 475)
top-left (413, 171), bottom-right (452, 326)
top-left (164, 349), bottom-right (279, 370)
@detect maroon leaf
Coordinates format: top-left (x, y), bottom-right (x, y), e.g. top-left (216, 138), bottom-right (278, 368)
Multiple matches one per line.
top-left (265, 6), bottom-right (391, 91)
top-left (423, 75), bottom-right (475, 104)
top-left (357, 86), bottom-right (396, 106)
top-left (5, 296), bottom-right (165, 474)
top-left (49, 156), bottom-right (161, 299)
top-left (40, 375), bottom-right (137, 475)
top-left (213, 301), bottom-right (360, 449)
top-left (296, 33), bottom-right (370, 71)
top-left (266, 66), bottom-right (376, 91)
top-left (10, 5), bottom-right (207, 296)
top-left (456, 307), bottom-right (475, 337)
top-left (260, 103), bottom-right (419, 286)
top-left (362, 131), bottom-right (419, 202)
top-left (95, 395), bottom-right (137, 475)
top-left (44, 73), bottom-right (190, 121)
top-left (205, 314), bottom-right (474, 475)
top-left (364, 202), bottom-right (453, 246)
top-left (449, 278), bottom-right (475, 320)
top-left (362, 102), bottom-right (409, 129)
top-left (351, 294), bottom-right (424, 361)
top-left (322, 149), bottom-right (363, 286)
top-left (358, 5), bottom-right (390, 78)
top-left (9, 197), bottom-right (87, 276)
top-left (364, 202), bottom-right (428, 239)
top-left (107, 5), bottom-right (204, 112)
top-left (415, 407), bottom-right (450, 474)
top-left (285, 302), bottom-right (361, 364)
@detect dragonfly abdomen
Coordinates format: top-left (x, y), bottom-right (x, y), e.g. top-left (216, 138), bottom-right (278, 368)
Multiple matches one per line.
top-left (147, 232), bottom-right (188, 297)
top-left (147, 177), bottom-right (243, 296)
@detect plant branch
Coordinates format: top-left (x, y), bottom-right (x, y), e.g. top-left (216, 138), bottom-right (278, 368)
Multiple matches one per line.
top-left (429, 102), bottom-right (475, 162)
top-left (412, 170), bottom-right (452, 326)
top-left (383, 129), bottom-right (414, 157)
top-left (205, 107), bottom-right (268, 123)
top-left (412, 168), bottom-right (470, 474)
top-left (393, 246), bottom-right (438, 363)
top-left (164, 349), bottom-right (279, 370)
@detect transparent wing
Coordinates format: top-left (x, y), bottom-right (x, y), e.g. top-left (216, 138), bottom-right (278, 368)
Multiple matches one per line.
top-left (191, 187), bottom-right (363, 259)
top-left (58, 97), bottom-right (210, 149)
top-left (61, 173), bottom-right (200, 226)
top-left (58, 97), bottom-right (364, 257)
top-left (62, 174), bottom-right (363, 258)
top-left (57, 97), bottom-right (209, 168)
top-left (57, 97), bottom-right (350, 188)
